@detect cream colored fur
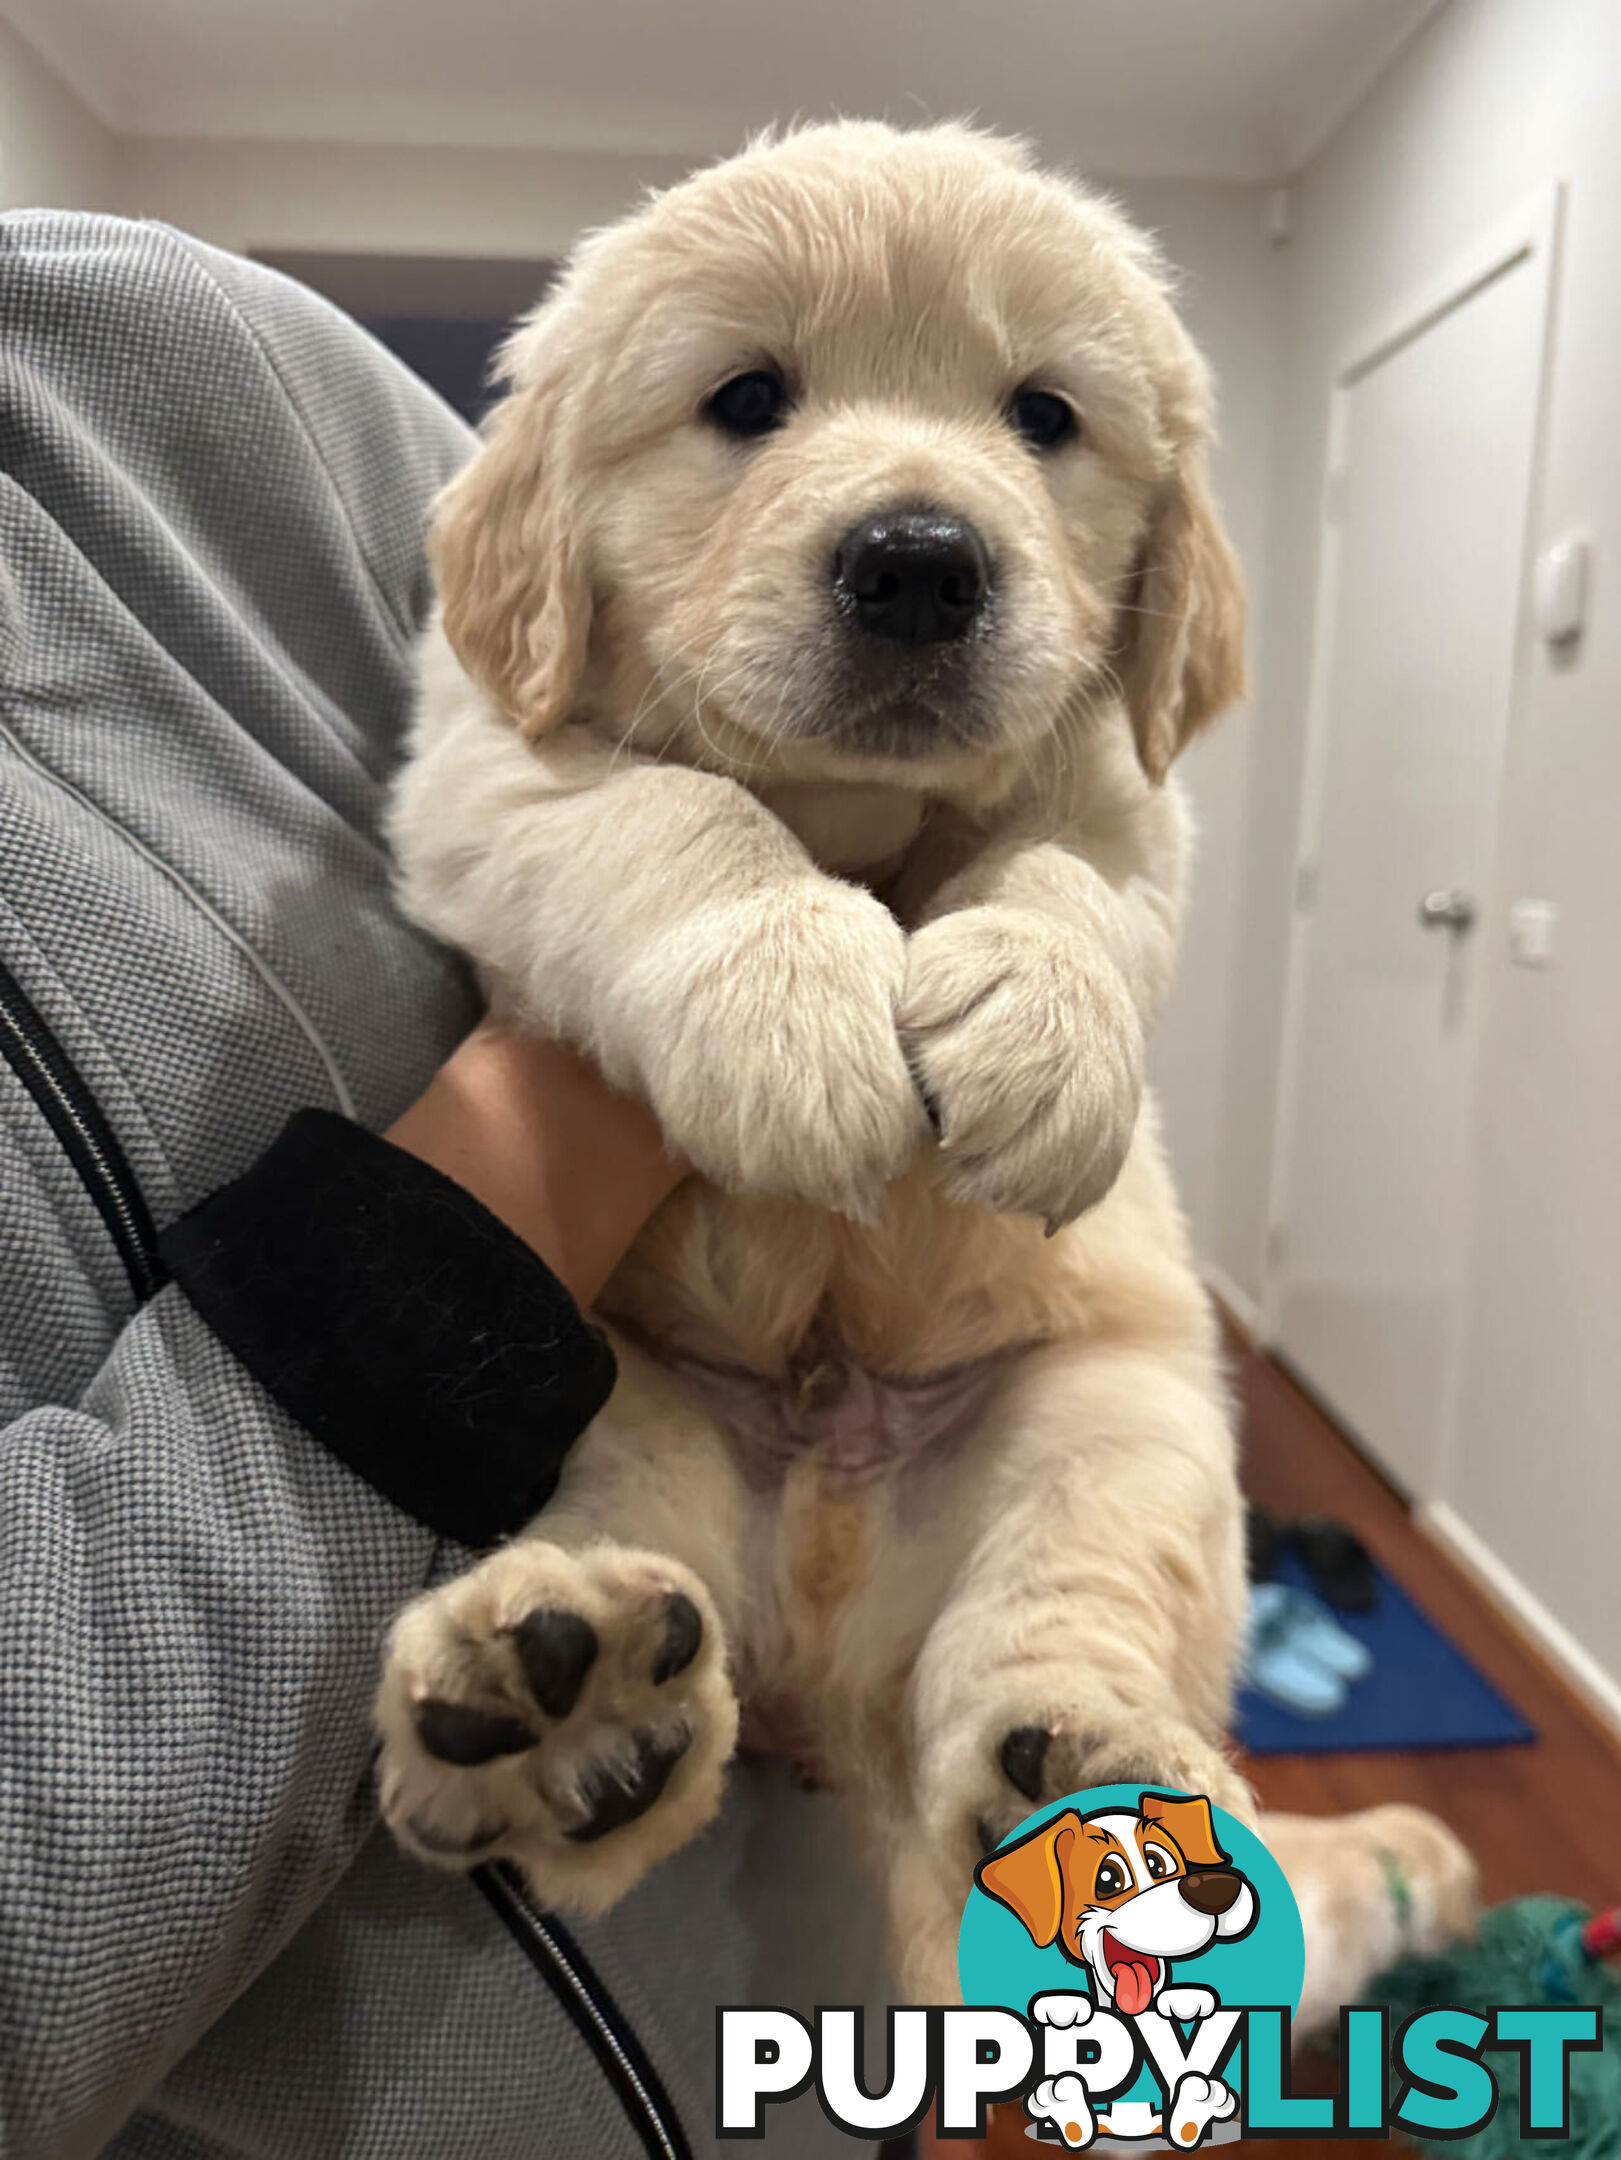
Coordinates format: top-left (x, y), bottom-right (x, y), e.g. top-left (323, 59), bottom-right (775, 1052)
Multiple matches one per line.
top-left (375, 120), bottom-right (1474, 2010)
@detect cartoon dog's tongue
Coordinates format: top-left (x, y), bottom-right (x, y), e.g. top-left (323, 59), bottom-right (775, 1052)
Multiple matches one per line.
top-left (1102, 1932), bottom-right (1162, 2015)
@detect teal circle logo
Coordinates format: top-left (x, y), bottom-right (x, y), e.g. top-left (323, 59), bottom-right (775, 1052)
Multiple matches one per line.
top-left (958, 1786), bottom-right (1303, 2147)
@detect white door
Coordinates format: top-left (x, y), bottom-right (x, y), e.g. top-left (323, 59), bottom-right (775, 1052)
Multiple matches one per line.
top-left (1270, 200), bottom-right (1560, 1498)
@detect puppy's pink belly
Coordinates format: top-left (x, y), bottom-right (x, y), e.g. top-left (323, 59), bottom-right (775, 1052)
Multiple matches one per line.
top-left (657, 1342), bottom-right (1005, 1479)
top-left (738, 1694), bottom-right (831, 1785)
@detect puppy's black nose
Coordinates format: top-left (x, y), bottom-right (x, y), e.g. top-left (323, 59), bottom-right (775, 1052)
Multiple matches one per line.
top-left (1181, 1869), bottom-right (1244, 1916)
top-left (834, 511), bottom-right (989, 647)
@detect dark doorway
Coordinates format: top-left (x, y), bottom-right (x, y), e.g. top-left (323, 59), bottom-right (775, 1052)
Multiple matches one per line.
top-left (254, 251), bottom-right (558, 423)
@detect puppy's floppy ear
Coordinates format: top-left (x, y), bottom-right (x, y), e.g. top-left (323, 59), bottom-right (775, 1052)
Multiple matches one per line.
top-left (1114, 452), bottom-right (1245, 783)
top-left (1139, 1792), bottom-right (1231, 1871)
top-left (428, 311), bottom-right (592, 738)
top-left (975, 1811), bottom-right (1080, 1948)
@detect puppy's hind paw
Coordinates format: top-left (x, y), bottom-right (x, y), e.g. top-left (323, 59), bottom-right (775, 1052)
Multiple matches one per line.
top-left (376, 1541), bottom-right (738, 1914)
top-left (1167, 2073), bottom-right (1236, 2147)
top-left (1027, 2075), bottom-right (1098, 2150)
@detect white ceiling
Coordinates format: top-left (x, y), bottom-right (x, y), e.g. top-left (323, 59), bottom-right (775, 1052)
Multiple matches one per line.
top-left (4, 0), bottom-right (1445, 180)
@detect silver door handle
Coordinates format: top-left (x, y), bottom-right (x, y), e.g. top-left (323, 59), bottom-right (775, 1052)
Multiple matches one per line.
top-left (1417, 888), bottom-right (1477, 932)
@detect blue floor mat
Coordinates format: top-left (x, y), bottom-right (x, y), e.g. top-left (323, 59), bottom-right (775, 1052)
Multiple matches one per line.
top-left (1235, 1547), bottom-right (1536, 1755)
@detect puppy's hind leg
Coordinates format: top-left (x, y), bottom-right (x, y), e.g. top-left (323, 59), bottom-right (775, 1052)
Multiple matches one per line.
top-left (376, 1340), bottom-right (750, 1915)
top-left (894, 1340), bottom-right (1250, 2000)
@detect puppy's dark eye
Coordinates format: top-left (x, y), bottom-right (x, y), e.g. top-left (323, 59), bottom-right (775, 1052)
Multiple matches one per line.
top-left (705, 369), bottom-right (789, 439)
top-left (1095, 1858), bottom-right (1128, 1898)
top-left (1009, 387), bottom-right (1078, 452)
top-left (1144, 1845), bottom-right (1174, 1880)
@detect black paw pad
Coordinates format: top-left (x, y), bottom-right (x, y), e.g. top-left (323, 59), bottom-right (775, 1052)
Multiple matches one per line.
top-left (406, 1810), bottom-right (510, 1857)
top-left (999, 1724), bottom-right (1052, 1801)
top-left (512, 1608), bottom-right (599, 1720)
top-left (652, 1592), bottom-right (703, 1684)
top-left (415, 1699), bottom-right (535, 1766)
top-left (567, 1726), bottom-right (692, 1843)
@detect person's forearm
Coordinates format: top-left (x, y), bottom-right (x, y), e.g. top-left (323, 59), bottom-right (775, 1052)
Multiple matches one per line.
top-left (0, 1291), bottom-right (439, 2160)
top-left (385, 1025), bottom-right (687, 1307)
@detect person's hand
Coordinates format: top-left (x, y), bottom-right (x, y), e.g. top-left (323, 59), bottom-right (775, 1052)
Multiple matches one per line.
top-left (386, 1024), bottom-right (687, 1307)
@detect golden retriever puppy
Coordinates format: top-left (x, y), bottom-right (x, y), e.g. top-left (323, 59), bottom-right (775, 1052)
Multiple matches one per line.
top-left (374, 119), bottom-right (1470, 2004)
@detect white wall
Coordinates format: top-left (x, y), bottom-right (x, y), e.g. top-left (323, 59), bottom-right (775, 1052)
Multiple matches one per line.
top-left (1116, 180), bottom-right (1283, 1272)
top-left (0, 14), bottom-right (120, 209)
top-left (1235, 0), bottom-right (1621, 1704)
top-left (118, 135), bottom-right (691, 258)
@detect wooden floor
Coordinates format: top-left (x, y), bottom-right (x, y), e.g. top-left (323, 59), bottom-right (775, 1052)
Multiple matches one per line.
top-left (923, 1322), bottom-right (1621, 2160)
top-left (1232, 1321), bottom-right (1619, 1911)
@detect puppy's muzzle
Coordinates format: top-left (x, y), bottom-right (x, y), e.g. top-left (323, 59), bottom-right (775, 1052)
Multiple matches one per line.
top-left (1179, 1868), bottom-right (1245, 1916)
top-left (833, 509), bottom-right (989, 647)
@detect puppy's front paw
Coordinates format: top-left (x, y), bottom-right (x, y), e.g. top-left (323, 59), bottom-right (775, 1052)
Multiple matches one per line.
top-left (960, 1711), bottom-right (1251, 1873)
top-left (1032, 1993), bottom-right (1096, 2029)
top-left (899, 906), bottom-right (1144, 1229)
top-left (639, 879), bottom-right (926, 1214)
top-left (376, 1541), bottom-right (738, 1914)
top-left (1157, 1986), bottom-right (1220, 2023)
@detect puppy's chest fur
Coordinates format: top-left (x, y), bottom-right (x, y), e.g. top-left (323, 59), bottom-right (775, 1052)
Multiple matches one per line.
top-left (755, 777), bottom-right (929, 884)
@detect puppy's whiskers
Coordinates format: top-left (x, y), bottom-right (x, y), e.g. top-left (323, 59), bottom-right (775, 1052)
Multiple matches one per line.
top-left (688, 647), bottom-right (765, 773)
top-left (611, 629), bottom-right (722, 771)
top-left (759, 647), bottom-right (829, 761)
top-left (1109, 601), bottom-right (1200, 626)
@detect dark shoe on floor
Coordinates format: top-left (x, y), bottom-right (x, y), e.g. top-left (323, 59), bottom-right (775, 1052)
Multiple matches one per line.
top-left (1245, 1503), bottom-right (1280, 1584)
top-left (1294, 1515), bottom-right (1378, 1612)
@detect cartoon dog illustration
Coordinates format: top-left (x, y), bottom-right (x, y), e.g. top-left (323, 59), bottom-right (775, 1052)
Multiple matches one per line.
top-left (976, 1791), bottom-right (1257, 2014)
top-left (976, 1793), bottom-right (1256, 2146)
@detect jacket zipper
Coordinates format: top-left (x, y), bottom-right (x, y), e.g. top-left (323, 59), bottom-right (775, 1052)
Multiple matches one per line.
top-left (0, 956), bottom-right (162, 1302)
top-left (475, 1862), bottom-right (693, 2160)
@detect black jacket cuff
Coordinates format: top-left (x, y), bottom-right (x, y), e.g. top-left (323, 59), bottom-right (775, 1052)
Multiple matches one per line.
top-left (159, 1109), bottom-right (616, 1547)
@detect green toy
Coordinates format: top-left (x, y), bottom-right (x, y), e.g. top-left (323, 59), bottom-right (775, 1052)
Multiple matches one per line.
top-left (1367, 1897), bottom-right (1619, 2154)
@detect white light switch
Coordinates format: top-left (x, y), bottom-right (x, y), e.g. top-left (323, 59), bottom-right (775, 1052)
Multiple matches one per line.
top-left (1534, 532), bottom-right (1591, 647)
top-left (1508, 898), bottom-right (1560, 967)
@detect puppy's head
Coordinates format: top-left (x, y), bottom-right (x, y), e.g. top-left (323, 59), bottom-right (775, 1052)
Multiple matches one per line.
top-left (431, 121), bottom-right (1243, 795)
top-left (976, 1793), bottom-right (1257, 2006)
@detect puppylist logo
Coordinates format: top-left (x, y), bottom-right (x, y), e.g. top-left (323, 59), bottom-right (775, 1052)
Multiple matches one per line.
top-left (716, 1786), bottom-right (1602, 2147)
top-left (969, 1788), bottom-right (1270, 2146)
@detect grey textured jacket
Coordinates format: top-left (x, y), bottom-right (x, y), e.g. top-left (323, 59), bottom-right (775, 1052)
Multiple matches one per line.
top-left (0, 213), bottom-right (880, 2160)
